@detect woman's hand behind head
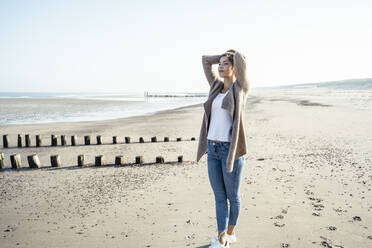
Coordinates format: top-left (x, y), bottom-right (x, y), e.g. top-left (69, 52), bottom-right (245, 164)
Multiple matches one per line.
top-left (225, 49), bottom-right (237, 54)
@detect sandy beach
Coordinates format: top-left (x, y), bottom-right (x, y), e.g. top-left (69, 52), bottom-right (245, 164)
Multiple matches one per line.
top-left (1, 89), bottom-right (372, 248)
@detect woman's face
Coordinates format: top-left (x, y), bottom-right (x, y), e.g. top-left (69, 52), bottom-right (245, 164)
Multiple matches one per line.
top-left (218, 56), bottom-right (234, 78)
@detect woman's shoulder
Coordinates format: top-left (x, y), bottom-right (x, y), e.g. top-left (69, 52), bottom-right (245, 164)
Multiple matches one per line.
top-left (232, 82), bottom-right (250, 98)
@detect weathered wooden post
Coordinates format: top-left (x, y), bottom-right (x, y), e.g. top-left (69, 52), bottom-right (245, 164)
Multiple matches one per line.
top-left (50, 155), bottom-right (61, 167)
top-left (60, 135), bottom-right (66, 146)
top-left (0, 153), bottom-right (4, 169)
top-left (17, 134), bottom-right (22, 147)
top-left (178, 155), bottom-right (183, 163)
top-left (27, 154), bottom-right (40, 168)
top-left (135, 156), bottom-right (143, 164)
top-left (95, 155), bottom-right (104, 166)
top-left (57, 135), bottom-right (65, 146)
top-left (84, 136), bottom-right (90, 145)
top-left (51, 135), bottom-right (58, 146)
top-left (97, 135), bottom-right (102, 145)
top-left (77, 155), bottom-right (85, 167)
top-left (10, 154), bottom-right (21, 169)
top-left (71, 135), bottom-right (77, 146)
top-left (36, 135), bottom-right (42, 147)
top-left (191, 137), bottom-right (196, 141)
top-left (125, 137), bottom-right (130, 143)
top-left (3, 134), bottom-right (9, 148)
top-left (151, 137), bottom-right (157, 142)
top-left (113, 136), bottom-right (118, 144)
top-left (115, 155), bottom-right (124, 165)
top-left (139, 137), bottom-right (144, 143)
top-left (164, 137), bottom-right (169, 142)
top-left (176, 137), bottom-right (182, 142)
top-left (25, 134), bottom-right (31, 147)
top-left (156, 156), bottom-right (164, 164)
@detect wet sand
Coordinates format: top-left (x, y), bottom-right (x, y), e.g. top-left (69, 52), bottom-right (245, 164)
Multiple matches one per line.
top-left (1, 89), bottom-right (372, 247)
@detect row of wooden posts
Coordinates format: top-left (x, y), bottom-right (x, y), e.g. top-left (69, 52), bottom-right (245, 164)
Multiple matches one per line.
top-left (0, 152), bottom-right (184, 170)
top-left (1, 134), bottom-right (196, 148)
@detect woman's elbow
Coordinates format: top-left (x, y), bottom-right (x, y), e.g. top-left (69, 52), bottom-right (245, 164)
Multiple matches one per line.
top-left (244, 81), bottom-right (251, 92)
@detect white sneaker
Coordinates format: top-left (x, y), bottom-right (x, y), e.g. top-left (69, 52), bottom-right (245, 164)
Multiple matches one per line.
top-left (209, 233), bottom-right (230, 248)
top-left (226, 233), bottom-right (237, 243)
top-left (210, 235), bottom-right (219, 244)
top-left (209, 239), bottom-right (229, 248)
top-left (211, 233), bottom-right (237, 244)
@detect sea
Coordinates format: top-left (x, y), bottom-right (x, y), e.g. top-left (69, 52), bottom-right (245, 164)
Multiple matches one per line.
top-left (2, 79), bottom-right (371, 126)
top-left (0, 92), bottom-right (208, 126)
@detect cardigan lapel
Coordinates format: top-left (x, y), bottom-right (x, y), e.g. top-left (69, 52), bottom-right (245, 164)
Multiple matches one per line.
top-left (221, 83), bottom-right (235, 120)
top-left (203, 81), bottom-right (224, 121)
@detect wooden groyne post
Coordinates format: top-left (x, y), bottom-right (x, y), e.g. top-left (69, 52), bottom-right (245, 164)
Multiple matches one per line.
top-left (25, 134), bottom-right (31, 147)
top-left (156, 156), bottom-right (164, 164)
top-left (125, 137), bottom-right (130, 144)
top-left (61, 135), bottom-right (67, 146)
top-left (0, 153), bottom-right (4, 169)
top-left (97, 135), bottom-right (102, 145)
top-left (10, 154), bottom-right (21, 169)
top-left (113, 136), bottom-right (118, 144)
top-left (95, 155), bottom-right (104, 166)
top-left (135, 156), bottom-right (143, 164)
top-left (151, 137), bottom-right (157, 142)
top-left (115, 155), bottom-right (124, 165)
top-left (164, 137), bottom-right (169, 142)
top-left (77, 155), bottom-right (85, 167)
top-left (84, 136), bottom-right (90, 145)
top-left (17, 134), bottom-right (22, 147)
top-left (71, 135), bottom-right (77, 146)
top-left (178, 155), bottom-right (183, 163)
top-left (51, 135), bottom-right (58, 146)
top-left (51, 155), bottom-right (61, 167)
top-left (27, 154), bottom-right (40, 168)
top-left (3, 135), bottom-right (9, 148)
top-left (36, 135), bottom-right (42, 147)
top-left (139, 137), bottom-right (144, 143)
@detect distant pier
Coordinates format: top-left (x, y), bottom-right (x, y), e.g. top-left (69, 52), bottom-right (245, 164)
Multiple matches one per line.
top-left (144, 91), bottom-right (207, 97)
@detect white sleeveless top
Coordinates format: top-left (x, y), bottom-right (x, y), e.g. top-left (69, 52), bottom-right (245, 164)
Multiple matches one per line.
top-left (207, 90), bottom-right (232, 142)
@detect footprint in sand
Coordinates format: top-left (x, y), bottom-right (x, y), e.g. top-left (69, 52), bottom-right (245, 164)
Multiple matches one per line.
top-left (328, 226), bottom-right (337, 231)
top-left (333, 207), bottom-right (347, 215)
top-left (312, 203), bottom-right (325, 211)
top-left (271, 207), bottom-right (289, 226)
top-left (304, 189), bottom-right (314, 196)
top-left (320, 241), bottom-right (332, 247)
top-left (306, 192), bottom-right (325, 214)
top-left (274, 222), bottom-right (285, 227)
top-left (308, 196), bottom-right (323, 203)
top-left (352, 216), bottom-right (362, 221)
top-left (273, 215), bottom-right (284, 219)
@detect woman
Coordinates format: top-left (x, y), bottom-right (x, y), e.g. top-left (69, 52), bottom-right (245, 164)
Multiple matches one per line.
top-left (196, 49), bottom-right (250, 248)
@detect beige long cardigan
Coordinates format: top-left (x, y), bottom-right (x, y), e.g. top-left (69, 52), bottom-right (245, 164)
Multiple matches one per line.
top-left (196, 51), bottom-right (250, 173)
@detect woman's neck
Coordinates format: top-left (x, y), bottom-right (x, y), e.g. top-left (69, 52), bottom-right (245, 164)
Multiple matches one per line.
top-left (221, 76), bottom-right (235, 93)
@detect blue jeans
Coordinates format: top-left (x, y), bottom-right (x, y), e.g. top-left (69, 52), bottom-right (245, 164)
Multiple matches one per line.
top-left (207, 139), bottom-right (245, 232)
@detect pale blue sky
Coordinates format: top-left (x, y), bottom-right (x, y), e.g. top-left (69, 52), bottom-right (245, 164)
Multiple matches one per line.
top-left (0, 0), bottom-right (371, 92)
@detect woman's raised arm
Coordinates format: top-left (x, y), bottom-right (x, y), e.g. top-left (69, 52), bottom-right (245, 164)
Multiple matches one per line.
top-left (202, 54), bottom-right (221, 86)
top-left (233, 51), bottom-right (250, 91)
